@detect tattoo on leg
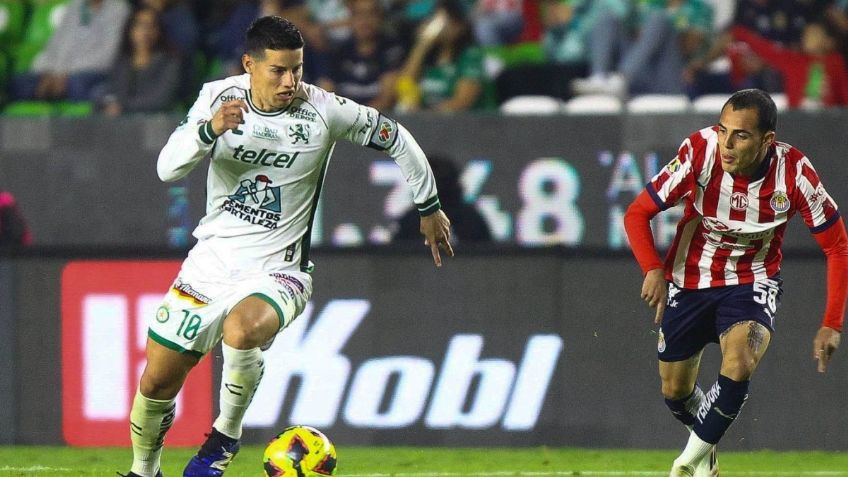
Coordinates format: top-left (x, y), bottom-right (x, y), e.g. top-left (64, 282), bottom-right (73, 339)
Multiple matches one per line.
top-left (720, 321), bottom-right (746, 338)
top-left (747, 322), bottom-right (766, 354)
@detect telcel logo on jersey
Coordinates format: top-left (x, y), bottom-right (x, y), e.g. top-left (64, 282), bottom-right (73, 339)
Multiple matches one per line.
top-left (232, 145), bottom-right (299, 168)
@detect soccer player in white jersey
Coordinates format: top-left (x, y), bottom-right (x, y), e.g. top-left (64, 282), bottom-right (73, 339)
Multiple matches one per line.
top-left (120, 16), bottom-right (453, 477)
top-left (624, 89), bottom-right (848, 477)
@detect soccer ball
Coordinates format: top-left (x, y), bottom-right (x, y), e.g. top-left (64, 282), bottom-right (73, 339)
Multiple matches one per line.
top-left (263, 425), bottom-right (338, 477)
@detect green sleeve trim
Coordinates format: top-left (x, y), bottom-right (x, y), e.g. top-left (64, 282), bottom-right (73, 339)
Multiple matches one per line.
top-left (417, 195), bottom-right (441, 216)
top-left (198, 122), bottom-right (218, 145)
top-left (250, 292), bottom-right (286, 330)
top-left (148, 329), bottom-right (204, 358)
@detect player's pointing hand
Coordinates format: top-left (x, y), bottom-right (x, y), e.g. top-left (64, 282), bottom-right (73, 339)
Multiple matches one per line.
top-left (813, 326), bottom-right (841, 373)
top-left (420, 209), bottom-right (454, 267)
top-left (641, 268), bottom-right (667, 324)
top-left (211, 99), bottom-right (249, 136)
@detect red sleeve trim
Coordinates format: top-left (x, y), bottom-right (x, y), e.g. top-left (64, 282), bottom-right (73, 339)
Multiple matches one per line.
top-left (624, 190), bottom-right (664, 274)
top-left (813, 217), bottom-right (848, 331)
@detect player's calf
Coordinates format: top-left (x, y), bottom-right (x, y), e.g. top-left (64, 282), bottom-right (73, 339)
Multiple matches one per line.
top-left (693, 374), bottom-right (749, 444)
top-left (664, 384), bottom-right (705, 428)
top-left (128, 390), bottom-right (176, 477)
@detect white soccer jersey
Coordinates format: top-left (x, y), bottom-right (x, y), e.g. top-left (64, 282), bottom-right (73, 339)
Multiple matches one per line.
top-left (158, 74), bottom-right (439, 276)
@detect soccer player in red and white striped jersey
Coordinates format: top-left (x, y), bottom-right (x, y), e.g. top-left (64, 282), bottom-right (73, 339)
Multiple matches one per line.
top-left (624, 89), bottom-right (848, 477)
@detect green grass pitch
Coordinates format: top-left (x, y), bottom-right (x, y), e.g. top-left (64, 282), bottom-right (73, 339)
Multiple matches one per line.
top-left (0, 446), bottom-right (847, 476)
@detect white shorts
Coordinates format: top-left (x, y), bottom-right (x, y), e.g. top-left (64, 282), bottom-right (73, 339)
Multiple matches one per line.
top-left (149, 269), bottom-right (313, 357)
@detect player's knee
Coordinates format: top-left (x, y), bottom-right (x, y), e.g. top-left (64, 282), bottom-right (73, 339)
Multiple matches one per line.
top-left (139, 370), bottom-right (183, 400)
top-left (721, 354), bottom-right (758, 381)
top-left (660, 379), bottom-right (693, 400)
top-left (223, 315), bottom-right (276, 349)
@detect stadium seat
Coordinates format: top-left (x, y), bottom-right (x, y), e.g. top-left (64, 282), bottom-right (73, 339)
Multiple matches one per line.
top-left (0, 0), bottom-right (26, 49)
top-left (692, 94), bottom-right (731, 114)
top-left (626, 94), bottom-right (691, 114)
top-left (562, 94), bottom-right (623, 115)
top-left (2, 100), bottom-right (53, 116)
top-left (12, 0), bottom-right (69, 73)
top-left (499, 95), bottom-right (563, 115)
top-left (771, 93), bottom-right (788, 111)
top-left (57, 100), bottom-right (93, 117)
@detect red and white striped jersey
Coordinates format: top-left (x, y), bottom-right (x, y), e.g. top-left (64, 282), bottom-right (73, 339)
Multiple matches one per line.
top-left (647, 125), bottom-right (840, 289)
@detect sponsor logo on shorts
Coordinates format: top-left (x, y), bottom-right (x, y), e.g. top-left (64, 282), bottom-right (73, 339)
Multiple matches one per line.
top-left (657, 327), bottom-right (666, 353)
top-left (270, 273), bottom-right (305, 297)
top-left (173, 279), bottom-right (211, 305)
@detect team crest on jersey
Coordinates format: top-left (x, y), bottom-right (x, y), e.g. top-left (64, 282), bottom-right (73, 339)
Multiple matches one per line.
top-left (770, 191), bottom-right (790, 213)
top-left (288, 124), bottom-right (310, 144)
top-left (222, 174), bottom-right (282, 229)
top-left (252, 125), bottom-right (280, 140)
top-left (730, 192), bottom-right (749, 211)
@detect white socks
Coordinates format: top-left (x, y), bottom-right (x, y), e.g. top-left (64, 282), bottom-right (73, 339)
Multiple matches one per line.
top-left (130, 389), bottom-right (175, 477)
top-left (674, 431), bottom-right (714, 468)
top-left (213, 344), bottom-right (265, 439)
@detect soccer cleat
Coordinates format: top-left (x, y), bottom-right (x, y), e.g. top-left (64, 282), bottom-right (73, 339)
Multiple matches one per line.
top-left (183, 428), bottom-right (240, 477)
top-left (117, 471), bottom-right (163, 477)
top-left (694, 446), bottom-right (719, 477)
top-left (669, 463), bottom-right (695, 477)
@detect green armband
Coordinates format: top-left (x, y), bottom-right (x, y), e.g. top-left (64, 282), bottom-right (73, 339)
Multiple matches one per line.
top-left (417, 196), bottom-right (441, 216)
top-left (198, 122), bottom-right (218, 145)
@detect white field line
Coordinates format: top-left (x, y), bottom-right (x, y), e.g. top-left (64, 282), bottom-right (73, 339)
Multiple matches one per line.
top-left (0, 466), bottom-right (74, 472)
top-left (342, 472), bottom-right (848, 477)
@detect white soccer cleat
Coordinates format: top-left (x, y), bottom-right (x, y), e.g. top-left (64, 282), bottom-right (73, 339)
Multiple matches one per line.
top-left (694, 446), bottom-right (719, 477)
top-left (669, 463), bottom-right (695, 477)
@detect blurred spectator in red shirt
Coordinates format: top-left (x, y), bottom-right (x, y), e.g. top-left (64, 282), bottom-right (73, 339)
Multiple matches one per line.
top-left (731, 21), bottom-right (848, 107)
top-left (0, 191), bottom-right (32, 247)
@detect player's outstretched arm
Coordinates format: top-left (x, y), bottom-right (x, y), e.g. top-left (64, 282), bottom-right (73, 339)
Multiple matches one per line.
top-left (420, 209), bottom-right (454, 267)
top-left (811, 216), bottom-right (848, 372)
top-left (158, 92), bottom-right (248, 182)
top-left (624, 190), bottom-right (666, 322)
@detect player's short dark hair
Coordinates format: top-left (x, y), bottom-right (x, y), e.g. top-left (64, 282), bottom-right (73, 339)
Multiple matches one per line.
top-left (244, 16), bottom-right (304, 58)
top-left (723, 89), bottom-right (777, 133)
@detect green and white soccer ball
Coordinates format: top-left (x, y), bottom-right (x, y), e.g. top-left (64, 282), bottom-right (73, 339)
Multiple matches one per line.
top-left (263, 425), bottom-right (338, 477)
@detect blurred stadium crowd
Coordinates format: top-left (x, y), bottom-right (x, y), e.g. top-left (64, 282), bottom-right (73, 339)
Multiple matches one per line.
top-left (0, 0), bottom-right (846, 117)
